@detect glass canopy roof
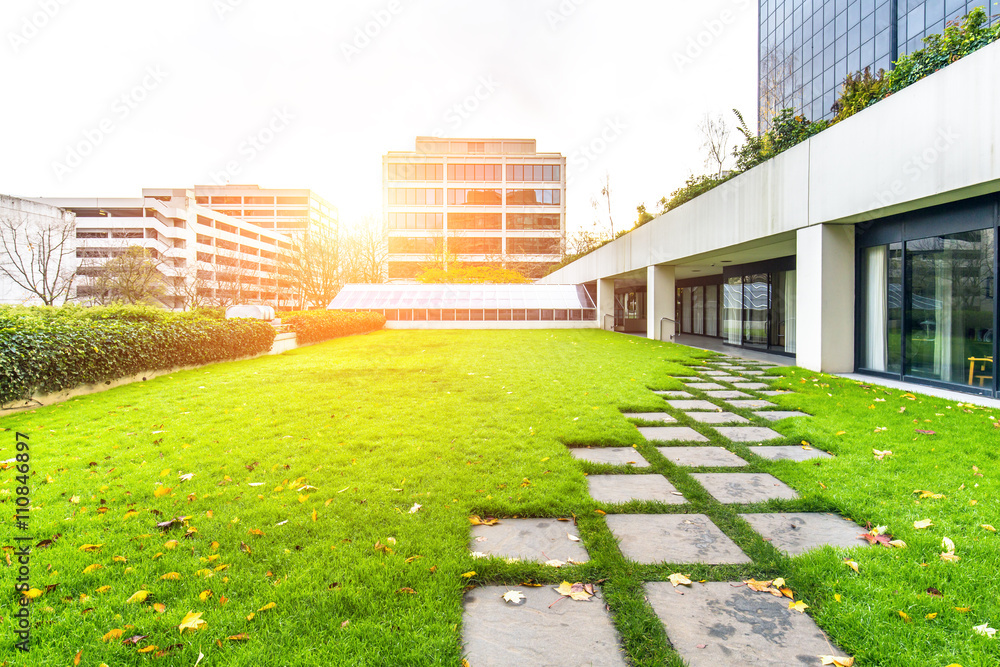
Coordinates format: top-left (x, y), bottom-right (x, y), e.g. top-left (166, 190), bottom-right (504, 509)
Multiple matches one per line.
top-left (329, 284), bottom-right (596, 310)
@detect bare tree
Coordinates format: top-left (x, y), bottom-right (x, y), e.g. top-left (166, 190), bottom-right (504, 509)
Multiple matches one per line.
top-left (279, 224), bottom-right (342, 309)
top-left (171, 265), bottom-right (213, 311)
top-left (211, 248), bottom-right (262, 308)
top-left (758, 45), bottom-right (805, 132)
top-left (0, 207), bottom-right (76, 305)
top-left (340, 216), bottom-right (387, 284)
top-left (82, 246), bottom-right (168, 306)
top-left (699, 113), bottom-right (733, 178)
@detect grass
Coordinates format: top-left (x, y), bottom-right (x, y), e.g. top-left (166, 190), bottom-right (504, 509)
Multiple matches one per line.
top-left (1, 329), bottom-right (998, 666)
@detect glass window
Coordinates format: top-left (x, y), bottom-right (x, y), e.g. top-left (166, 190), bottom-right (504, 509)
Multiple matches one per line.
top-left (693, 286), bottom-right (705, 335)
top-left (743, 274), bottom-right (770, 347)
top-left (724, 277), bottom-right (743, 345)
top-left (706, 285), bottom-right (719, 337)
top-left (681, 288), bottom-right (693, 334)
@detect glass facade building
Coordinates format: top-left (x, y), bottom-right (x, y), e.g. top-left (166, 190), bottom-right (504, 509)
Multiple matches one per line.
top-left (759, 0), bottom-right (1000, 128)
top-left (857, 194), bottom-right (998, 396)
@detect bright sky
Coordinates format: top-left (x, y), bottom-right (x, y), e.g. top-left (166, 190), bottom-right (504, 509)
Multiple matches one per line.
top-left (1, 0), bottom-right (758, 237)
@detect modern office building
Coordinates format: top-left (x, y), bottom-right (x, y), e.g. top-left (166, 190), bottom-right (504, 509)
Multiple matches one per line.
top-left (30, 188), bottom-right (306, 309)
top-left (758, 0), bottom-right (1000, 128)
top-left (192, 184), bottom-right (338, 237)
top-left (383, 138), bottom-right (566, 282)
top-left (542, 39), bottom-right (1000, 399)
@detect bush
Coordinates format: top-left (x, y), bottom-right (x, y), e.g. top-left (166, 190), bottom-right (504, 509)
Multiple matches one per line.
top-left (282, 311), bottom-right (386, 345)
top-left (0, 312), bottom-right (276, 405)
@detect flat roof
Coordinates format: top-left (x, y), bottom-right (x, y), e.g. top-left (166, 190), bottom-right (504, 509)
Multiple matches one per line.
top-left (330, 284), bottom-right (595, 310)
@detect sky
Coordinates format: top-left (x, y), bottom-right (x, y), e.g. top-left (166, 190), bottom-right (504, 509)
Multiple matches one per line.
top-left (0, 0), bottom-right (758, 237)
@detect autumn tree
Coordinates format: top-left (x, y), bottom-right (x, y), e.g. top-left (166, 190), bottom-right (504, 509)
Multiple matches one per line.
top-left (84, 246), bottom-right (167, 306)
top-left (340, 216), bottom-right (387, 284)
top-left (279, 225), bottom-right (341, 309)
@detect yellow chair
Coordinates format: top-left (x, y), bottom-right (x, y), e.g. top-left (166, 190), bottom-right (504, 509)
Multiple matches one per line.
top-left (968, 357), bottom-right (993, 386)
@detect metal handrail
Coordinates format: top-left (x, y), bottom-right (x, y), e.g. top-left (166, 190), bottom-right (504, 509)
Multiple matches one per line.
top-left (603, 314), bottom-right (615, 331)
top-left (660, 317), bottom-right (676, 342)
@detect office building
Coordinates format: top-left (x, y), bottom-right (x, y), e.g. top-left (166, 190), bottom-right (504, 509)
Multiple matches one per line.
top-left (383, 137), bottom-right (566, 282)
top-left (758, 0), bottom-right (1000, 127)
top-left (192, 184), bottom-right (338, 237)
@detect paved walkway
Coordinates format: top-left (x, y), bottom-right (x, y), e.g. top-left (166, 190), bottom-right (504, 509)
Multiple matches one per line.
top-left (462, 354), bottom-right (861, 665)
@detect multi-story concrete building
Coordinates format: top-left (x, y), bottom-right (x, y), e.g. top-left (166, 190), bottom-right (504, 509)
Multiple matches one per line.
top-left (192, 184), bottom-right (338, 237)
top-left (0, 195), bottom-right (77, 305)
top-left (759, 0), bottom-right (1000, 127)
top-left (383, 137), bottom-right (566, 281)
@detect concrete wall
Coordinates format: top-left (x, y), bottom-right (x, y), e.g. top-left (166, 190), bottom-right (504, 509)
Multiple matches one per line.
top-left (0, 195), bottom-right (76, 305)
top-left (541, 39), bottom-right (1000, 286)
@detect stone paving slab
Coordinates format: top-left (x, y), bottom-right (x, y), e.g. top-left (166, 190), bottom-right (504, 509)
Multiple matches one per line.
top-left (657, 446), bottom-right (747, 468)
top-left (701, 370), bottom-right (731, 376)
top-left (674, 376), bottom-right (704, 381)
top-left (588, 474), bottom-right (686, 504)
top-left (622, 412), bottom-right (677, 423)
top-left (713, 426), bottom-right (784, 442)
top-left (750, 446), bottom-right (833, 462)
top-left (665, 400), bottom-right (722, 411)
top-left (686, 411), bottom-right (750, 425)
top-left (691, 473), bottom-right (799, 503)
top-left (731, 382), bottom-right (769, 390)
top-left (755, 411), bottom-right (810, 421)
top-left (684, 382), bottom-right (727, 391)
top-left (463, 585), bottom-right (627, 666)
top-left (725, 399), bottom-right (778, 409)
top-left (605, 514), bottom-right (751, 564)
top-left (740, 512), bottom-right (869, 556)
top-left (739, 370), bottom-right (765, 376)
top-left (704, 390), bottom-right (752, 399)
top-left (725, 366), bottom-right (747, 371)
top-left (571, 447), bottom-right (650, 467)
top-left (703, 375), bottom-right (739, 382)
top-left (638, 426), bottom-right (709, 443)
top-left (645, 581), bottom-right (848, 667)
top-left (759, 390), bottom-right (794, 396)
top-left (470, 518), bottom-right (590, 563)
top-left (653, 390), bottom-right (693, 398)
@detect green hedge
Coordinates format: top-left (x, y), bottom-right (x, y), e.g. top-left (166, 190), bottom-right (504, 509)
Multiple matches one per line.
top-left (0, 310), bottom-right (276, 405)
top-left (281, 310), bottom-right (386, 345)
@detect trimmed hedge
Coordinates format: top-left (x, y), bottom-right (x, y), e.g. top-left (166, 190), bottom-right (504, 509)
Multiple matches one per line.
top-left (281, 310), bottom-right (386, 345)
top-left (0, 310), bottom-right (276, 405)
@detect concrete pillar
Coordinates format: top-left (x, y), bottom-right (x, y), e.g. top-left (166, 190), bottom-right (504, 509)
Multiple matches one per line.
top-left (597, 277), bottom-right (615, 331)
top-left (796, 224), bottom-right (855, 373)
top-left (647, 265), bottom-right (676, 341)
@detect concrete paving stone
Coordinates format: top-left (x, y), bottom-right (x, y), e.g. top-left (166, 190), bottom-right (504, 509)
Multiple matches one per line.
top-left (754, 411), bottom-right (811, 422)
top-left (691, 473), bottom-right (799, 503)
top-left (469, 518), bottom-right (591, 563)
top-left (726, 399), bottom-right (778, 409)
top-left (704, 390), bottom-right (752, 399)
top-left (665, 400), bottom-right (722, 411)
top-left (684, 382), bottom-right (727, 391)
top-left (740, 512), bottom-right (869, 556)
top-left (645, 581), bottom-right (848, 667)
top-left (587, 474), bottom-right (687, 504)
top-left (657, 446), bottom-right (748, 468)
top-left (703, 375), bottom-right (739, 382)
top-left (638, 426), bottom-right (710, 443)
top-left (622, 412), bottom-right (677, 423)
top-left (674, 376), bottom-right (704, 381)
top-left (731, 382), bottom-right (769, 390)
top-left (739, 370), bottom-right (765, 376)
top-left (606, 514), bottom-right (751, 564)
top-left (725, 366), bottom-right (747, 371)
top-left (570, 447), bottom-right (650, 467)
top-left (759, 390), bottom-right (794, 396)
top-left (714, 426), bottom-right (784, 442)
top-left (653, 390), bottom-right (693, 398)
top-left (701, 370), bottom-right (731, 376)
top-left (750, 446), bottom-right (833, 462)
top-left (686, 411), bottom-right (750, 425)
top-left (463, 585), bottom-right (627, 666)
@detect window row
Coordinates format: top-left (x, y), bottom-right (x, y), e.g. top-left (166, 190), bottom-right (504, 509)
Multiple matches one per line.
top-left (449, 164), bottom-right (503, 182)
top-left (387, 163), bottom-right (444, 181)
top-left (197, 196), bottom-right (309, 205)
top-left (388, 189), bottom-right (445, 206)
top-left (507, 214), bottom-right (560, 230)
top-left (449, 189), bottom-right (502, 206)
top-left (507, 164), bottom-right (561, 182)
top-left (388, 212), bottom-right (445, 230)
top-left (449, 213), bottom-right (502, 230)
top-left (506, 189), bottom-right (561, 206)
top-left (507, 237), bottom-right (560, 255)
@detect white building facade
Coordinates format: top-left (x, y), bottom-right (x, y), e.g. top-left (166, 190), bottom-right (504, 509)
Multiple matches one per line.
top-left (0, 195), bottom-right (77, 305)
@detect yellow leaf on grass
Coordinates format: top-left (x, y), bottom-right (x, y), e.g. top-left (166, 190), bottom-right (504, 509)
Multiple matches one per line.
top-left (153, 603), bottom-right (167, 613)
top-left (126, 590), bottom-right (150, 604)
top-left (311, 510), bottom-right (318, 522)
top-left (981, 524), bottom-right (996, 532)
top-left (78, 544), bottom-right (103, 552)
top-left (955, 607), bottom-right (971, 613)
top-left (913, 519), bottom-right (933, 530)
top-left (898, 611), bottom-right (912, 623)
top-left (101, 628), bottom-right (123, 642)
top-left (668, 573), bottom-right (692, 587)
top-left (160, 572), bottom-right (181, 581)
top-left (298, 494), bottom-right (309, 503)
top-left (199, 590), bottom-right (213, 601)
top-left (468, 515), bottom-right (499, 526)
top-left (246, 612), bottom-right (255, 621)
top-left (788, 601), bottom-right (809, 613)
top-left (461, 571), bottom-right (476, 578)
top-left (95, 586), bottom-right (111, 594)
top-left (844, 559), bottom-right (859, 573)
top-left (154, 486), bottom-right (172, 498)
top-left (178, 611), bottom-right (206, 634)
top-left (834, 594), bottom-right (843, 602)
top-left (22, 588), bottom-right (43, 599)
top-left (257, 602), bottom-right (276, 612)
top-left (819, 657), bottom-right (855, 666)
top-left (137, 646), bottom-right (158, 653)
top-left (82, 564), bottom-right (103, 574)
top-left (228, 633), bottom-right (250, 641)
top-left (164, 540), bottom-right (179, 550)
top-left (926, 613), bottom-right (938, 620)
top-left (113, 555), bottom-right (127, 563)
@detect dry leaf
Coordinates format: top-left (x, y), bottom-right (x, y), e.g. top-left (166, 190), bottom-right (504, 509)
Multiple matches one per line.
top-left (668, 573), bottom-right (692, 587)
top-left (227, 633), bottom-right (250, 641)
top-left (461, 571), bottom-right (476, 578)
top-left (257, 602), bottom-right (276, 612)
top-left (544, 559), bottom-right (565, 568)
top-left (82, 564), bottom-right (103, 574)
top-left (554, 581), bottom-right (595, 601)
top-left (844, 559), bottom-right (859, 573)
top-left (154, 486), bottom-right (172, 498)
top-left (567, 534), bottom-right (580, 542)
top-left (78, 544), bottom-right (103, 552)
top-left (819, 656), bottom-right (855, 666)
top-left (788, 600), bottom-right (809, 613)
top-left (468, 515), bottom-right (499, 526)
top-left (160, 572), bottom-right (181, 581)
top-left (974, 623), bottom-right (997, 638)
top-left (101, 628), bottom-right (123, 642)
top-left (178, 611), bottom-right (207, 634)
top-left (913, 519), bottom-right (933, 530)
top-left (502, 590), bottom-right (525, 604)
top-left (981, 524), bottom-right (996, 532)
top-left (898, 611), bottom-right (912, 623)
top-left (126, 590), bottom-right (150, 604)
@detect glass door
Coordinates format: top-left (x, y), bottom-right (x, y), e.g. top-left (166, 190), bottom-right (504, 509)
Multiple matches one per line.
top-left (742, 273), bottom-right (770, 348)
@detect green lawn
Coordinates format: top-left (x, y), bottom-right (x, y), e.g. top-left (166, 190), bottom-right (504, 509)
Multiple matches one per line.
top-left (2, 329), bottom-right (998, 666)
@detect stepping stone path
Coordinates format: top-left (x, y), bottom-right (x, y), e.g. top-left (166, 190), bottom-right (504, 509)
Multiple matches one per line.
top-left (645, 582), bottom-right (847, 666)
top-left (713, 426), bottom-right (784, 442)
top-left (463, 585), bottom-right (627, 666)
top-left (470, 354), bottom-right (857, 664)
top-left (740, 513), bottom-right (869, 555)
top-left (605, 514), bottom-right (750, 564)
top-left (657, 446), bottom-right (747, 468)
top-left (570, 447), bottom-right (649, 467)
top-left (622, 412), bottom-right (676, 423)
top-left (638, 426), bottom-right (709, 443)
top-left (469, 518), bottom-right (590, 563)
top-left (755, 410), bottom-right (810, 421)
top-left (588, 474), bottom-right (686, 504)
top-left (751, 446), bottom-right (832, 462)
top-left (685, 411), bottom-right (749, 424)
top-left (691, 473), bottom-right (799, 503)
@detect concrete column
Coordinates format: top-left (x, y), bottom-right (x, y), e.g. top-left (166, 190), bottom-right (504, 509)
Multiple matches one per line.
top-left (647, 265), bottom-right (676, 341)
top-left (796, 224), bottom-right (855, 373)
top-left (597, 278), bottom-right (615, 331)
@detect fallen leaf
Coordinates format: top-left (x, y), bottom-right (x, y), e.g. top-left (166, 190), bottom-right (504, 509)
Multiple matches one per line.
top-left (789, 600), bottom-right (809, 613)
top-left (74, 650), bottom-right (82, 665)
top-left (468, 515), bottom-right (498, 526)
top-left (153, 603), bottom-right (167, 613)
top-left (819, 656), bottom-right (855, 666)
top-left (898, 611), bottom-right (912, 623)
top-left (122, 634), bottom-right (148, 645)
top-left (889, 540), bottom-right (908, 549)
top-left (397, 587), bottom-right (416, 594)
top-left (22, 588), bottom-right (43, 599)
top-left (154, 486), bottom-right (172, 498)
top-left (160, 572), bottom-right (181, 581)
top-left (544, 559), bottom-right (565, 568)
top-left (926, 613), bottom-right (938, 620)
top-left (178, 611), bottom-right (207, 634)
top-left (567, 534), bottom-right (580, 542)
top-left (227, 633), bottom-right (250, 641)
top-left (981, 524), bottom-right (996, 532)
top-left (973, 623), bottom-right (997, 638)
top-left (940, 552), bottom-right (961, 562)
top-left (126, 590), bottom-right (150, 604)
top-left (408, 503), bottom-right (422, 514)
top-left (554, 581), bottom-right (594, 601)
top-left (257, 602), bottom-right (276, 612)
top-left (82, 564), bottom-right (103, 574)
top-left (844, 559), bottom-right (859, 573)
top-left (668, 573), bottom-right (692, 587)
top-left (461, 571), bottom-right (476, 578)
top-left (913, 519), bottom-right (933, 530)
top-left (78, 544), bottom-right (103, 552)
